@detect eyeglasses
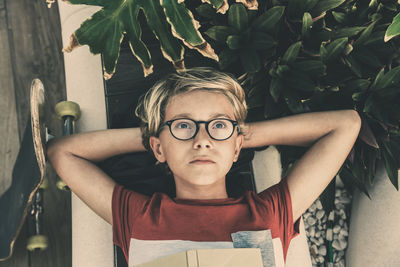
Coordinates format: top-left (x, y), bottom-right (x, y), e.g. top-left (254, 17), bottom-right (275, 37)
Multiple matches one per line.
top-left (158, 118), bottom-right (239, 141)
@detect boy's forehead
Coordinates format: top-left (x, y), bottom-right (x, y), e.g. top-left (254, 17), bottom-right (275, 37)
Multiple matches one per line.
top-left (165, 91), bottom-right (235, 120)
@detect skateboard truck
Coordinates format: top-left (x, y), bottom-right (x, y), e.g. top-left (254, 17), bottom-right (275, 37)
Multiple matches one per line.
top-left (26, 100), bottom-right (81, 252)
top-left (53, 101), bottom-right (81, 191)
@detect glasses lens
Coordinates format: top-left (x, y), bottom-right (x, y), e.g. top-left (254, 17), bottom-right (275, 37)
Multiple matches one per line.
top-left (208, 119), bottom-right (234, 140)
top-left (171, 119), bottom-right (196, 140)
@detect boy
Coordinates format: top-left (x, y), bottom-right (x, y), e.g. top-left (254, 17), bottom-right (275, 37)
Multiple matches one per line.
top-left (47, 67), bottom-right (361, 266)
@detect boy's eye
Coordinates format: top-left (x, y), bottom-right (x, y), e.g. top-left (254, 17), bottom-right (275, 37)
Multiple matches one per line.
top-left (211, 120), bottom-right (227, 129)
top-left (176, 122), bottom-right (191, 129)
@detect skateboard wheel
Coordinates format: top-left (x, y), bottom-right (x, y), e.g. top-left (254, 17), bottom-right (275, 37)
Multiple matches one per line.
top-left (39, 177), bottom-right (48, 190)
top-left (56, 179), bottom-right (69, 191)
top-left (55, 101), bottom-right (81, 121)
top-left (26, 235), bottom-right (48, 251)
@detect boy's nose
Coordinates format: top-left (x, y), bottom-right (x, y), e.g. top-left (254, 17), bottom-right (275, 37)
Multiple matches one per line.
top-left (193, 124), bottom-right (212, 148)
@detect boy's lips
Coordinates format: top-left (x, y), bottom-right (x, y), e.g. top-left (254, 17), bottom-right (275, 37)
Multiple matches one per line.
top-left (190, 157), bottom-right (215, 164)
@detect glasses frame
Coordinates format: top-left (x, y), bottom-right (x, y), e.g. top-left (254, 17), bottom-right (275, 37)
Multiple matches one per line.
top-left (158, 118), bottom-right (239, 141)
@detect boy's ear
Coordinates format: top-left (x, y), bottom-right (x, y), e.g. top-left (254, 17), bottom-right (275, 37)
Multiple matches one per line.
top-left (149, 136), bottom-right (166, 163)
top-left (234, 134), bottom-right (244, 162)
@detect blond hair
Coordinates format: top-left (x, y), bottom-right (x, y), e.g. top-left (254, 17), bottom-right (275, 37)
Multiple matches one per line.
top-left (135, 67), bottom-right (248, 153)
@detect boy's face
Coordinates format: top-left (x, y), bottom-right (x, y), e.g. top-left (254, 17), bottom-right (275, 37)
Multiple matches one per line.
top-left (149, 90), bottom-right (244, 198)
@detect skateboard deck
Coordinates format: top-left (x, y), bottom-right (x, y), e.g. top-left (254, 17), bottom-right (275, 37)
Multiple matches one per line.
top-left (0, 79), bottom-right (46, 261)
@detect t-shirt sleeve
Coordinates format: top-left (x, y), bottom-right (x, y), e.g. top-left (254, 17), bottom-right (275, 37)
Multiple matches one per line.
top-left (112, 184), bottom-right (150, 261)
top-left (257, 178), bottom-right (300, 251)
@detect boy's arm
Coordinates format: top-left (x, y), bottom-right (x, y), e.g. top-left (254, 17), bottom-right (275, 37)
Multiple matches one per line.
top-left (243, 110), bottom-right (361, 222)
top-left (46, 128), bottom-right (146, 225)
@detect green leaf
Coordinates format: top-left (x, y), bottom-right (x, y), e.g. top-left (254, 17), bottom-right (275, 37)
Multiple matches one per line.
top-left (311, 0), bottom-right (346, 17)
top-left (281, 41), bottom-right (302, 65)
top-left (370, 67), bottom-right (385, 89)
top-left (345, 79), bottom-right (370, 92)
top-left (332, 26), bottom-right (365, 38)
top-left (218, 48), bottom-right (239, 69)
top-left (205, 26), bottom-right (236, 43)
top-left (359, 117), bottom-right (380, 148)
top-left (302, 12), bottom-right (313, 38)
top-left (284, 70), bottom-right (316, 92)
top-left (382, 141), bottom-right (399, 190)
top-left (226, 35), bottom-right (242, 49)
top-left (354, 21), bottom-right (377, 46)
top-left (324, 37), bottom-right (348, 61)
top-left (364, 30), bottom-right (385, 45)
top-left (352, 46), bottom-right (382, 68)
top-left (240, 49), bottom-right (261, 73)
top-left (372, 66), bottom-right (400, 90)
top-left (332, 11), bottom-right (346, 23)
top-left (195, 4), bottom-right (217, 19)
top-left (291, 60), bottom-right (327, 77)
top-left (269, 77), bottom-right (283, 102)
top-left (276, 64), bottom-right (290, 77)
top-left (282, 88), bottom-right (304, 113)
top-left (340, 167), bottom-right (371, 199)
top-left (342, 54), bottom-right (362, 77)
top-left (209, 0), bottom-right (224, 10)
top-left (252, 6), bottom-right (285, 33)
top-left (363, 93), bottom-right (375, 113)
top-left (251, 32), bottom-right (276, 50)
top-left (228, 3), bottom-right (248, 32)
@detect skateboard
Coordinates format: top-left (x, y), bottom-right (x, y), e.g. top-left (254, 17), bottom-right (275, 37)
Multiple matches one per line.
top-left (0, 79), bottom-right (81, 261)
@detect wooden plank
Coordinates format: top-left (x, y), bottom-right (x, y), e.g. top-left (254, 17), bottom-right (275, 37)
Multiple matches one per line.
top-left (0, 1), bottom-right (19, 197)
top-left (0, 1), bottom-right (29, 265)
top-left (1, 0), bottom-right (71, 266)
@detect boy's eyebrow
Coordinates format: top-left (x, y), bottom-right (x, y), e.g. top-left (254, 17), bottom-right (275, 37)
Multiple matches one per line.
top-left (171, 113), bottom-right (233, 120)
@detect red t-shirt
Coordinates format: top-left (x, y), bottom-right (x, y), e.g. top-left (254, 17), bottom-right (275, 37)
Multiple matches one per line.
top-left (112, 178), bottom-right (300, 266)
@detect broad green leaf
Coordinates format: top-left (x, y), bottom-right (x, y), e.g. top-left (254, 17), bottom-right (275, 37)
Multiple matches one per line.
top-left (205, 26), bottom-right (236, 43)
top-left (352, 46), bottom-right (382, 68)
top-left (240, 49), bottom-right (261, 73)
top-left (302, 12), bottom-right (313, 38)
top-left (372, 66), bottom-right (400, 90)
top-left (303, 0), bottom-right (319, 11)
top-left (311, 0), bottom-right (345, 17)
top-left (228, 3), bottom-right (248, 32)
top-left (251, 32), bottom-right (276, 50)
top-left (161, 0), bottom-right (218, 60)
top-left (385, 13), bottom-right (400, 42)
top-left (354, 21), bottom-right (377, 46)
top-left (284, 70), bottom-right (316, 92)
top-left (291, 60), bottom-right (327, 77)
top-left (324, 37), bottom-right (348, 61)
top-left (195, 4), bottom-right (218, 19)
top-left (252, 6), bottom-right (285, 33)
top-left (364, 30), bottom-right (385, 45)
top-left (66, 0), bottom-right (160, 79)
top-left (226, 35), bottom-right (242, 49)
top-left (281, 41), bottom-right (302, 65)
top-left (332, 26), bottom-right (365, 38)
top-left (218, 48), bottom-right (239, 69)
top-left (332, 11), bottom-right (346, 23)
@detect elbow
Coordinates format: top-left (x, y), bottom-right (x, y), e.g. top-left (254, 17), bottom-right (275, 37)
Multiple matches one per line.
top-left (344, 109), bottom-right (362, 134)
top-left (46, 138), bottom-right (69, 164)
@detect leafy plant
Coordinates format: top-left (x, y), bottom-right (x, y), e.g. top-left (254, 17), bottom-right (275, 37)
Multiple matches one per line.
top-left (58, 0), bottom-right (400, 198)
